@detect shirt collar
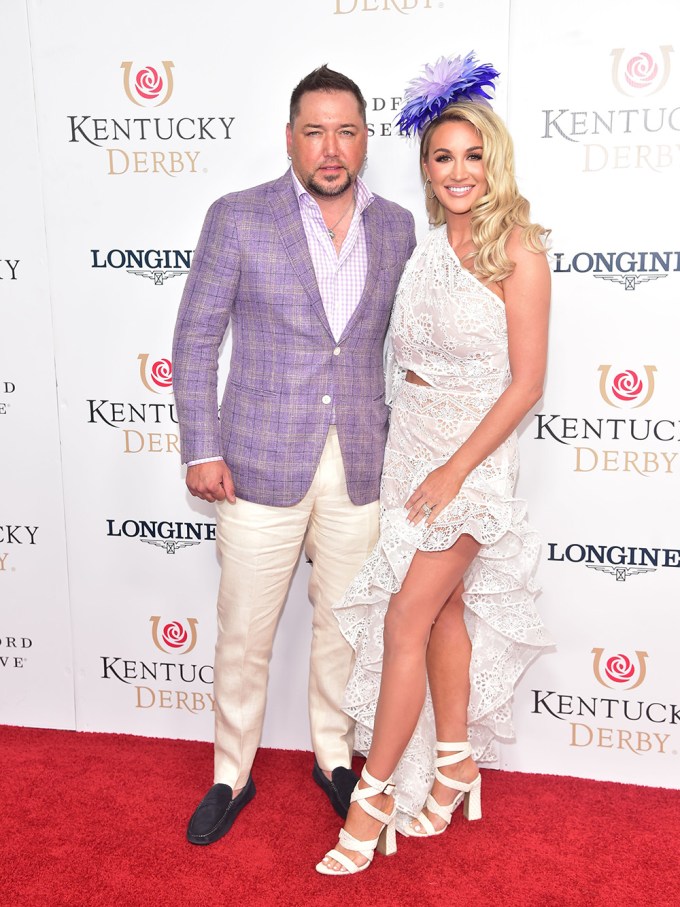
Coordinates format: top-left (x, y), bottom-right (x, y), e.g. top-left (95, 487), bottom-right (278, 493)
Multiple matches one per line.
top-left (290, 168), bottom-right (374, 215)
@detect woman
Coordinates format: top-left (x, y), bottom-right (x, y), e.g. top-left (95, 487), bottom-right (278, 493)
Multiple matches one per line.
top-left (317, 54), bottom-right (552, 876)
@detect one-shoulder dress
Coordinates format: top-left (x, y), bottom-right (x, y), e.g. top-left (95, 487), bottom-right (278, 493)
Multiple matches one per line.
top-left (333, 225), bottom-right (552, 823)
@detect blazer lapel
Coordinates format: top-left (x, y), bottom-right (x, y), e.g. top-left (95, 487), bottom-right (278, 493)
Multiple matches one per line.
top-left (339, 199), bottom-right (384, 342)
top-left (269, 173), bottom-right (333, 339)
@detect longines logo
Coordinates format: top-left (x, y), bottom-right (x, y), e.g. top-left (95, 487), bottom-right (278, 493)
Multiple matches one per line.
top-left (552, 250), bottom-right (678, 290)
top-left (101, 616), bottom-right (214, 714)
top-left (0, 381), bottom-right (15, 417)
top-left (542, 46), bottom-right (677, 173)
top-left (0, 259), bottom-right (19, 281)
top-left (150, 616), bottom-right (198, 655)
top-left (138, 354), bottom-right (173, 395)
top-left (546, 542), bottom-right (680, 581)
top-left (106, 518), bottom-right (215, 553)
top-left (334, 0), bottom-right (435, 13)
top-left (532, 649), bottom-right (676, 756)
top-left (552, 250), bottom-right (680, 290)
top-left (90, 248), bottom-right (191, 285)
top-left (534, 364), bottom-right (679, 476)
top-left (0, 524), bottom-right (39, 576)
top-left (67, 61), bottom-right (236, 177)
top-left (0, 635), bottom-right (32, 670)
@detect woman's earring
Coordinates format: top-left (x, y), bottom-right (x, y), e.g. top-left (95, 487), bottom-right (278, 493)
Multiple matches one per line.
top-left (424, 178), bottom-right (436, 200)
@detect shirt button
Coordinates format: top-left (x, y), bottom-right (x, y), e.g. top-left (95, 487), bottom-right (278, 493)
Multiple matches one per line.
top-left (333, 347), bottom-right (341, 356)
top-left (322, 394), bottom-right (332, 405)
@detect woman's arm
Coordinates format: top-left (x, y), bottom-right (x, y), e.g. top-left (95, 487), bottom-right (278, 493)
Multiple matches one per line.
top-left (406, 230), bottom-right (551, 525)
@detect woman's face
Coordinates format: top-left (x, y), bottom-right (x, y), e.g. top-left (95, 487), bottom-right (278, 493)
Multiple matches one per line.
top-left (423, 119), bottom-right (488, 219)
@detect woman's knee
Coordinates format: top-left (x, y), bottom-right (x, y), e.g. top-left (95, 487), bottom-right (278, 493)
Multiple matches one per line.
top-left (435, 582), bottom-right (465, 623)
top-left (383, 597), bottom-right (431, 652)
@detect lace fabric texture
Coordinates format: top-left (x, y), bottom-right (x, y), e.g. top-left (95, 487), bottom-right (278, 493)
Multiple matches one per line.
top-left (334, 226), bottom-right (552, 825)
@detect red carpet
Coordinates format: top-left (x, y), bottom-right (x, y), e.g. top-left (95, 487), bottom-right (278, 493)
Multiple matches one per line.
top-left (2, 725), bottom-right (679, 907)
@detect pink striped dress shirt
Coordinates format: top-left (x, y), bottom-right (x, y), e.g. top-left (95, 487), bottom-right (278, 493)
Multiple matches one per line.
top-left (291, 169), bottom-right (373, 341)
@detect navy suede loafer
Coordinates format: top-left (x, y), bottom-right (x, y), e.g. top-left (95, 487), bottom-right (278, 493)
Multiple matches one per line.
top-left (186, 776), bottom-right (256, 845)
top-left (312, 760), bottom-right (359, 819)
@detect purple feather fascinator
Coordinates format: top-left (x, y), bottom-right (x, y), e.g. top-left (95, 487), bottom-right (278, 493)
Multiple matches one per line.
top-left (397, 52), bottom-right (500, 136)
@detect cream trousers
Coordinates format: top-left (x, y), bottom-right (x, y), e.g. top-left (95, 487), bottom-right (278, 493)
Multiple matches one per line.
top-left (212, 427), bottom-right (379, 789)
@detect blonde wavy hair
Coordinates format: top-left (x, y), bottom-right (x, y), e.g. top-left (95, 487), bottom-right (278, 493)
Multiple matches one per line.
top-left (420, 101), bottom-right (549, 283)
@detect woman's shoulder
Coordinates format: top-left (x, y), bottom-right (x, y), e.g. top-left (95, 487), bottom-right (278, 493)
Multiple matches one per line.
top-left (505, 225), bottom-right (548, 266)
top-left (502, 226), bottom-right (550, 292)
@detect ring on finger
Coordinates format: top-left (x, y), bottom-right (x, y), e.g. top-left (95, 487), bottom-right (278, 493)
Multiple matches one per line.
top-left (422, 502), bottom-right (433, 517)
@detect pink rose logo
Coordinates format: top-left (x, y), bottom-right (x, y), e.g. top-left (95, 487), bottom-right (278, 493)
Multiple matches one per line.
top-left (162, 621), bottom-right (188, 649)
top-left (150, 615), bottom-right (198, 654)
top-left (604, 654), bottom-right (635, 684)
top-left (592, 647), bottom-right (649, 690)
top-left (138, 353), bottom-right (173, 394)
top-left (611, 369), bottom-right (642, 402)
top-left (610, 47), bottom-right (672, 99)
top-left (135, 66), bottom-right (164, 101)
top-left (122, 61), bottom-right (174, 107)
top-left (598, 364), bottom-right (656, 409)
top-left (151, 358), bottom-right (173, 389)
top-left (625, 53), bottom-right (659, 90)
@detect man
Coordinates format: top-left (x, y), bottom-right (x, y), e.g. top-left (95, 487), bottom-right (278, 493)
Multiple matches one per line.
top-left (172, 65), bottom-right (415, 845)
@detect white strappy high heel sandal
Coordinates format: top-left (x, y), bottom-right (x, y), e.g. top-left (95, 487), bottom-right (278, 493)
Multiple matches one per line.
top-left (316, 765), bottom-right (397, 875)
top-left (403, 740), bottom-right (481, 837)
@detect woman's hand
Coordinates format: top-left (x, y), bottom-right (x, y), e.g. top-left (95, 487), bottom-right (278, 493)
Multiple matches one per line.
top-left (405, 461), bottom-right (464, 526)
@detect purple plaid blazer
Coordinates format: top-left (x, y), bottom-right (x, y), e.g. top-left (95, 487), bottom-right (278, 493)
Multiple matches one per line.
top-left (172, 171), bottom-right (416, 506)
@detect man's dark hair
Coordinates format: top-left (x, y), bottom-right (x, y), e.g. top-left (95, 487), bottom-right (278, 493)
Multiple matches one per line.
top-left (289, 65), bottom-right (367, 125)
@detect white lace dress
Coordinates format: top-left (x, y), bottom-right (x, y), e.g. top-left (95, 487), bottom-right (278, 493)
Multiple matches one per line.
top-left (333, 225), bottom-right (552, 825)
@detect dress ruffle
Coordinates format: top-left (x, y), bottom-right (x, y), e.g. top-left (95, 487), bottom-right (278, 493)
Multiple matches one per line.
top-left (334, 380), bottom-right (552, 825)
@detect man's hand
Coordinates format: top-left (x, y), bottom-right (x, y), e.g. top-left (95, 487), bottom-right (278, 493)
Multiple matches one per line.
top-left (186, 461), bottom-right (236, 504)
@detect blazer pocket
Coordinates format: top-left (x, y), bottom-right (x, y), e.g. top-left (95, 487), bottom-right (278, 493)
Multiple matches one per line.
top-left (227, 379), bottom-right (279, 399)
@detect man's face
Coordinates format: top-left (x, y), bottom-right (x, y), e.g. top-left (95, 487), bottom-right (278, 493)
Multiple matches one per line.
top-left (286, 90), bottom-right (368, 199)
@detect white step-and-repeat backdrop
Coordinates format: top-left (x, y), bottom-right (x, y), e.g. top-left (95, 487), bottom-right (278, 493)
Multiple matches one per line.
top-left (1, 0), bottom-right (678, 789)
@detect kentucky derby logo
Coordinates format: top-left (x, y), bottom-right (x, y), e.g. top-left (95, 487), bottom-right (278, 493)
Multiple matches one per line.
top-left (592, 648), bottom-right (648, 691)
top-left (597, 365), bottom-right (656, 409)
top-left (611, 47), bottom-right (673, 97)
top-left (121, 61), bottom-right (175, 107)
top-left (150, 616), bottom-right (198, 655)
top-left (138, 354), bottom-right (173, 394)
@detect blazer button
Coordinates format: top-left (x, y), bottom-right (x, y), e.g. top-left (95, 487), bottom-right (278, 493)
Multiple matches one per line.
top-left (322, 394), bottom-right (331, 405)
top-left (333, 346), bottom-right (341, 356)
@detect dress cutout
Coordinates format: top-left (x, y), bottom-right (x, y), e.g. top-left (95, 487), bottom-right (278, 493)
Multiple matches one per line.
top-left (333, 225), bottom-right (552, 825)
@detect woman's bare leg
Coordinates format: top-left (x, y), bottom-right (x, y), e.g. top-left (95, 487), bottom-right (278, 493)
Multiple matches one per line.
top-left (410, 579), bottom-right (478, 832)
top-left (321, 534), bottom-right (480, 872)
